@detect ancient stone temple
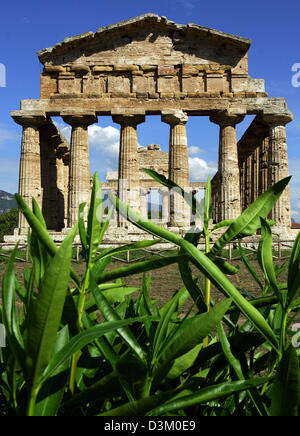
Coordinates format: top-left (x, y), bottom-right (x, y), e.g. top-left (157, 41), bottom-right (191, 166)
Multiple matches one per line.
top-left (8, 14), bottom-right (294, 242)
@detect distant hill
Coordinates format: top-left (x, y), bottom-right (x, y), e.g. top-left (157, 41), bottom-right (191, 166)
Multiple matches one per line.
top-left (0, 190), bottom-right (18, 214)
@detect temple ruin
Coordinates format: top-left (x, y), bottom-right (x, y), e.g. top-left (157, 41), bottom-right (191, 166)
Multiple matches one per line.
top-left (7, 14), bottom-right (294, 243)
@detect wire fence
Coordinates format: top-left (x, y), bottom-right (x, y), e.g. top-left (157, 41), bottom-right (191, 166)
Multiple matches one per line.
top-left (0, 239), bottom-right (296, 265)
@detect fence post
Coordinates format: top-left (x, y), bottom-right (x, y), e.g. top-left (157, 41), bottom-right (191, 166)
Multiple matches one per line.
top-left (278, 240), bottom-right (281, 260)
top-left (77, 245), bottom-right (80, 262)
top-left (126, 250), bottom-right (130, 263)
top-left (229, 243), bottom-right (232, 261)
top-left (26, 244), bottom-right (29, 262)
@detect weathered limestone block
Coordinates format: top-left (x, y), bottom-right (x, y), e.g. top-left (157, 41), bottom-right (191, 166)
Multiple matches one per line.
top-left (82, 76), bottom-right (104, 95)
top-left (206, 72), bottom-right (224, 93)
top-left (58, 73), bottom-right (81, 94)
top-left (158, 76), bottom-right (180, 94)
top-left (210, 110), bottom-right (245, 221)
top-left (11, 111), bottom-right (47, 233)
top-left (40, 74), bottom-right (58, 98)
top-left (108, 74), bottom-right (131, 96)
top-left (182, 74), bottom-right (205, 94)
top-left (62, 112), bottom-right (97, 227)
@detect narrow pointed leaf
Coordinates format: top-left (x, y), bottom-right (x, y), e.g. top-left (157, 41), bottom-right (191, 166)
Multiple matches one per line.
top-left (27, 226), bottom-right (77, 392)
top-left (210, 177), bottom-right (291, 257)
top-left (270, 346), bottom-right (300, 416)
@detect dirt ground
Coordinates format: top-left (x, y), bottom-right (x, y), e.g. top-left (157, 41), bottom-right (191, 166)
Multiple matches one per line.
top-left (0, 253), bottom-right (290, 309)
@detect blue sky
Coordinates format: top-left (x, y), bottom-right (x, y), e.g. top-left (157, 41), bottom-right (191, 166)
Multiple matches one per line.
top-left (0, 0), bottom-right (300, 218)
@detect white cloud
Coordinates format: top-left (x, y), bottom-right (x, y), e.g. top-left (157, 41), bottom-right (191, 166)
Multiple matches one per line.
top-left (189, 157), bottom-right (217, 181)
top-left (0, 126), bottom-right (20, 146)
top-left (55, 122), bottom-right (120, 171)
top-left (188, 146), bottom-right (205, 156)
top-left (0, 158), bottom-right (19, 193)
top-left (88, 125), bottom-right (120, 165)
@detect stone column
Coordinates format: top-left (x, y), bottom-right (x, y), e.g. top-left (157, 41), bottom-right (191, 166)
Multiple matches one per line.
top-left (140, 188), bottom-right (149, 218)
top-left (259, 135), bottom-right (269, 196)
top-left (12, 111), bottom-right (47, 234)
top-left (159, 188), bottom-right (169, 224)
top-left (161, 110), bottom-right (190, 227)
top-left (62, 112), bottom-right (97, 228)
top-left (113, 114), bottom-right (145, 227)
top-left (210, 111), bottom-right (245, 221)
top-left (263, 111), bottom-right (293, 232)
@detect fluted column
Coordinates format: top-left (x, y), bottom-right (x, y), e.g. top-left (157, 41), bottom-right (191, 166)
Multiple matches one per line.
top-left (210, 111), bottom-right (245, 221)
top-left (12, 111), bottom-right (47, 234)
top-left (113, 114), bottom-right (145, 227)
top-left (263, 111), bottom-right (293, 232)
top-left (62, 112), bottom-right (97, 228)
top-left (140, 188), bottom-right (149, 218)
top-left (159, 188), bottom-right (169, 224)
top-left (162, 110), bottom-right (190, 227)
top-left (259, 135), bottom-right (269, 196)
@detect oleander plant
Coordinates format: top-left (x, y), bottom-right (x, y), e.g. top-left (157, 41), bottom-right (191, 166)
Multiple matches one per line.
top-left (0, 171), bottom-right (299, 416)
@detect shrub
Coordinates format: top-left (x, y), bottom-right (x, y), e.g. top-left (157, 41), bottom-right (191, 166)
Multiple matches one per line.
top-left (0, 173), bottom-right (299, 416)
top-left (0, 208), bottom-right (18, 243)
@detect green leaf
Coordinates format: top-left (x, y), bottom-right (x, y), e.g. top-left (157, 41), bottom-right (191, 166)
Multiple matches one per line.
top-left (142, 168), bottom-right (202, 219)
top-left (99, 388), bottom-right (181, 416)
top-left (87, 172), bottom-right (103, 265)
top-left (155, 299), bottom-right (232, 375)
top-left (15, 194), bottom-right (80, 287)
top-left (270, 346), bottom-right (300, 416)
top-left (238, 241), bottom-right (264, 292)
top-left (35, 326), bottom-right (70, 416)
top-left (178, 259), bottom-right (207, 313)
top-left (259, 218), bottom-right (282, 304)
top-left (78, 202), bottom-right (88, 261)
top-left (26, 226), bottom-right (77, 394)
top-left (95, 240), bottom-right (163, 263)
top-left (150, 378), bottom-right (269, 416)
top-left (2, 244), bottom-right (25, 368)
top-left (41, 317), bottom-right (149, 384)
top-left (287, 231), bottom-right (300, 308)
top-left (152, 292), bottom-right (181, 363)
top-left (110, 190), bottom-right (279, 353)
top-left (167, 343), bottom-right (202, 379)
top-left (96, 254), bottom-right (187, 285)
top-left (204, 176), bottom-right (212, 231)
top-left (210, 177), bottom-right (291, 257)
top-left (180, 238), bottom-right (279, 353)
top-left (210, 220), bottom-right (235, 234)
top-left (91, 278), bottom-right (147, 365)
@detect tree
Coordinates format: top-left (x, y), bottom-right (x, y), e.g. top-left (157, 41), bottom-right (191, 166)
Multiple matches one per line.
top-left (0, 208), bottom-right (18, 243)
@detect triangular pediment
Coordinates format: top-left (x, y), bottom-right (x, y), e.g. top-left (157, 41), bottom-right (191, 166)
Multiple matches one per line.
top-left (38, 14), bottom-right (251, 70)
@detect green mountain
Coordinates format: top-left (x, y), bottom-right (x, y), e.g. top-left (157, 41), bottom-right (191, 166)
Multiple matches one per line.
top-left (0, 190), bottom-right (18, 214)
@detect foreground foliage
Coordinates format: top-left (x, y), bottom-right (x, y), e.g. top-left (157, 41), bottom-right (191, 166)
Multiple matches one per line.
top-left (0, 172), bottom-right (299, 416)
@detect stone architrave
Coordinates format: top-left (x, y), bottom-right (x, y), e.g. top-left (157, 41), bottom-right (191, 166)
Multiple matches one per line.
top-left (62, 112), bottom-right (97, 228)
top-left (162, 110), bottom-right (190, 227)
top-left (210, 110), bottom-right (245, 221)
top-left (113, 114), bottom-right (145, 227)
top-left (12, 111), bottom-right (47, 234)
top-left (263, 111), bottom-right (293, 232)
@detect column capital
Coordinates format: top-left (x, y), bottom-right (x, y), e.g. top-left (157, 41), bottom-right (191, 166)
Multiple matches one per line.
top-left (11, 111), bottom-right (47, 127)
top-left (140, 187), bottom-right (150, 196)
top-left (210, 110), bottom-right (245, 127)
top-left (161, 110), bottom-right (188, 126)
top-left (62, 112), bottom-right (97, 127)
top-left (158, 187), bottom-right (169, 195)
top-left (112, 114), bottom-right (145, 127)
top-left (262, 110), bottom-right (293, 127)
